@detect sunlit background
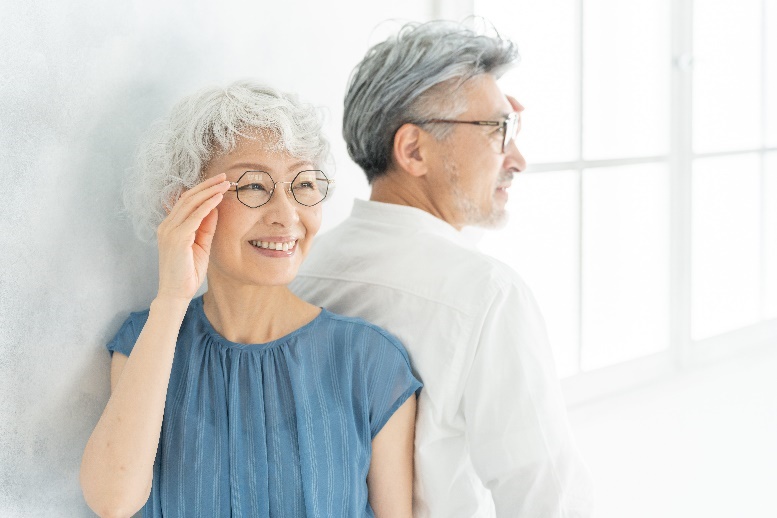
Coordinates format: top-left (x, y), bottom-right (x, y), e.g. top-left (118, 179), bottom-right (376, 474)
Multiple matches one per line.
top-left (476, 0), bottom-right (776, 376)
top-left (1, 0), bottom-right (775, 516)
top-left (472, 0), bottom-right (777, 516)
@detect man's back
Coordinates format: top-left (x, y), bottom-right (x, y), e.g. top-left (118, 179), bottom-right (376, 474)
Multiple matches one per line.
top-left (291, 200), bottom-right (593, 517)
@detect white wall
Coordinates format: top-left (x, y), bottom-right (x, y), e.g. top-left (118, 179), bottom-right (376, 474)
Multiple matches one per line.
top-left (0, 1), bottom-right (440, 515)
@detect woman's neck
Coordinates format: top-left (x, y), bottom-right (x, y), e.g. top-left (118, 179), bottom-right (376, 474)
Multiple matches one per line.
top-left (201, 279), bottom-right (320, 345)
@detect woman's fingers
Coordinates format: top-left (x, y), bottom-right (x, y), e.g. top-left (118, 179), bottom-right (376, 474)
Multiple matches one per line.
top-left (193, 207), bottom-right (219, 255)
top-left (167, 174), bottom-right (228, 224)
top-left (180, 173), bottom-right (226, 200)
top-left (178, 191), bottom-right (224, 237)
top-left (170, 182), bottom-right (230, 227)
top-left (155, 173), bottom-right (231, 299)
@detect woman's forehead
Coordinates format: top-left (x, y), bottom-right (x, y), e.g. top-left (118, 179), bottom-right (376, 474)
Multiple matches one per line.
top-left (206, 138), bottom-right (314, 178)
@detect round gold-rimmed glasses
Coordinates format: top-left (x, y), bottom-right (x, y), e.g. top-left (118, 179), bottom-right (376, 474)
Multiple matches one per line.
top-left (227, 170), bottom-right (335, 208)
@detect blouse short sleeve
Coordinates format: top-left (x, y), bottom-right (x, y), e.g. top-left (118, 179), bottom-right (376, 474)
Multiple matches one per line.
top-left (106, 310), bottom-right (148, 357)
top-left (362, 328), bottom-right (422, 439)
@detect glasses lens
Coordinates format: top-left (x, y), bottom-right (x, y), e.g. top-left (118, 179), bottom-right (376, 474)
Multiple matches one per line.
top-left (236, 171), bottom-right (274, 208)
top-left (291, 170), bottom-right (329, 206)
top-left (503, 113), bottom-right (519, 152)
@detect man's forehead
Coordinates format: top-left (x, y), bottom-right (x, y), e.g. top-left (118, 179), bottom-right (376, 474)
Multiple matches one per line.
top-left (460, 75), bottom-right (514, 116)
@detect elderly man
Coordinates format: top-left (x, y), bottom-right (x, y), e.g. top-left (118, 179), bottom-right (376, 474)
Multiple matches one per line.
top-left (291, 21), bottom-right (593, 517)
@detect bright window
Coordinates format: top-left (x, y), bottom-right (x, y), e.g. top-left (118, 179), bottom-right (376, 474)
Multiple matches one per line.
top-left (474, 0), bottom-right (777, 392)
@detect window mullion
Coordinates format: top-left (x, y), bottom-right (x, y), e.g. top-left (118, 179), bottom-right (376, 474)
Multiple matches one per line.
top-left (670, 0), bottom-right (694, 369)
top-left (760, 0), bottom-right (768, 319)
top-left (577, 0), bottom-right (585, 373)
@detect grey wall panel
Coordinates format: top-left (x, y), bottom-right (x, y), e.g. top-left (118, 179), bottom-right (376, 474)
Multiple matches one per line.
top-left (0, 1), bottom-right (435, 515)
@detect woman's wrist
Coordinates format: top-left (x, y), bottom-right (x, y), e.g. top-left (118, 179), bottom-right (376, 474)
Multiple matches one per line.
top-left (150, 294), bottom-right (191, 321)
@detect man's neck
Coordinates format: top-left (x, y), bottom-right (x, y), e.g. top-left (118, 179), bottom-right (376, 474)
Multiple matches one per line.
top-left (369, 172), bottom-right (463, 230)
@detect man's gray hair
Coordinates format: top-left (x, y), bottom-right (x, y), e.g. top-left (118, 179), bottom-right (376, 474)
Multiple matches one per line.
top-left (343, 20), bottom-right (519, 183)
top-left (124, 80), bottom-right (330, 240)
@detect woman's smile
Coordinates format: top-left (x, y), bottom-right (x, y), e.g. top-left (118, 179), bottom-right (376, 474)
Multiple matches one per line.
top-left (248, 237), bottom-right (298, 256)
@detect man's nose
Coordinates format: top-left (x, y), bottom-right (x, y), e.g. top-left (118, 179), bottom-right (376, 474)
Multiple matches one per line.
top-left (507, 95), bottom-right (524, 113)
top-left (504, 139), bottom-right (526, 173)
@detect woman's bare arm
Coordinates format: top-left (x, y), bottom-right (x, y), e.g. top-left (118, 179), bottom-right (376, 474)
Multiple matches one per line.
top-left (80, 298), bottom-right (188, 517)
top-left (80, 174), bottom-right (229, 518)
top-left (367, 395), bottom-right (417, 518)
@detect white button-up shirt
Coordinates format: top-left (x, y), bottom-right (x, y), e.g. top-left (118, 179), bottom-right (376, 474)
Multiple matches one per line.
top-left (291, 200), bottom-right (593, 517)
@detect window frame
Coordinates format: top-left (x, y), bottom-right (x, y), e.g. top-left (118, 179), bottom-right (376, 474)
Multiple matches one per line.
top-left (452, 0), bottom-right (777, 405)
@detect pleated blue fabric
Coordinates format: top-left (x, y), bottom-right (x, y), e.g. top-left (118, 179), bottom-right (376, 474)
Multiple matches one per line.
top-left (107, 295), bottom-right (421, 517)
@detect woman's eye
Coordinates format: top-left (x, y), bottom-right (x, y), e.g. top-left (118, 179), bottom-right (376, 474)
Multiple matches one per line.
top-left (297, 181), bottom-right (315, 189)
top-left (240, 183), bottom-right (267, 192)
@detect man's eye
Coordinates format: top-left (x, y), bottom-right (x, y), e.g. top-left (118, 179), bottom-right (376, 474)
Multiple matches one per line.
top-left (296, 181), bottom-right (316, 189)
top-left (489, 127), bottom-right (505, 140)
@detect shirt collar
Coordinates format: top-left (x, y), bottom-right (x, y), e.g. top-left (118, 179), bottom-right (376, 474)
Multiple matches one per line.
top-left (350, 199), bottom-right (478, 249)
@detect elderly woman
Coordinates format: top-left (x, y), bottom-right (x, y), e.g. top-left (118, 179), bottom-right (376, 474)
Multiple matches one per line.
top-left (80, 81), bottom-right (420, 518)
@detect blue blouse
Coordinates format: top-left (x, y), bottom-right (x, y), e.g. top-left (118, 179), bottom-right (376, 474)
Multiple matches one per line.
top-left (107, 295), bottom-right (421, 517)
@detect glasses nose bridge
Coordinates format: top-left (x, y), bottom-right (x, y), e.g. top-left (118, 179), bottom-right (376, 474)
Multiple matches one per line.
top-left (261, 180), bottom-right (300, 219)
top-left (265, 180), bottom-right (295, 204)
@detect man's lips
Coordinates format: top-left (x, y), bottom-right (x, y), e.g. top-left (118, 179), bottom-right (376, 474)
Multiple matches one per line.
top-left (496, 170), bottom-right (517, 192)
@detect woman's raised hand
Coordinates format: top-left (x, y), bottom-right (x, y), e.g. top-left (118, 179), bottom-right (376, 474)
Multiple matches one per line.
top-left (156, 173), bottom-right (230, 302)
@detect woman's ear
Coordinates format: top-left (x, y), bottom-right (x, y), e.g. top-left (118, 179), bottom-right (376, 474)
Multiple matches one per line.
top-left (392, 123), bottom-right (430, 178)
top-left (163, 187), bottom-right (183, 215)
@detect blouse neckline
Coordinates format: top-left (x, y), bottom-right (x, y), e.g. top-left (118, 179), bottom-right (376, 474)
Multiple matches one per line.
top-left (192, 295), bottom-right (327, 351)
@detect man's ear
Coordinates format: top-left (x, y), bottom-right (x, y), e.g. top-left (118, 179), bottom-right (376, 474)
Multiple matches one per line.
top-left (392, 123), bottom-right (429, 178)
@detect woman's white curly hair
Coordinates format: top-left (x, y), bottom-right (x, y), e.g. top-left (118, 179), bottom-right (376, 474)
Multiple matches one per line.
top-left (123, 80), bottom-right (331, 240)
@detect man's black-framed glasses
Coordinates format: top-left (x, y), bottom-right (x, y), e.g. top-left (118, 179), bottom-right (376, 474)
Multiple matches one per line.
top-left (227, 170), bottom-right (334, 208)
top-left (411, 111), bottom-right (520, 153)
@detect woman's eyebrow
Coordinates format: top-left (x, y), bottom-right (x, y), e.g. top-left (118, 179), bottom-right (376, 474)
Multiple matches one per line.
top-left (228, 161), bottom-right (312, 172)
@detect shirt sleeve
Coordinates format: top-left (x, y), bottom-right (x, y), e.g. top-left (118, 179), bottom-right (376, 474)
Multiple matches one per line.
top-left (363, 329), bottom-right (423, 439)
top-left (106, 311), bottom-right (148, 357)
top-left (463, 278), bottom-right (594, 517)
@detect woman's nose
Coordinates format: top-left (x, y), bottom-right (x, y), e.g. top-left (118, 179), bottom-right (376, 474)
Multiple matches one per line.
top-left (263, 184), bottom-right (300, 226)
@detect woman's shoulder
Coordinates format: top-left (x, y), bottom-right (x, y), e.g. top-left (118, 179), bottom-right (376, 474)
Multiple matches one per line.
top-left (316, 310), bottom-right (421, 438)
top-left (113, 297), bottom-right (202, 336)
top-left (106, 298), bottom-right (202, 356)
top-left (315, 309), bottom-right (412, 364)
top-left (126, 307), bottom-right (151, 326)
top-left (106, 308), bottom-right (149, 356)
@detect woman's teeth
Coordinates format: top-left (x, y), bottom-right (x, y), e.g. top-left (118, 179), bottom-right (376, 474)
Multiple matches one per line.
top-left (249, 240), bottom-right (296, 252)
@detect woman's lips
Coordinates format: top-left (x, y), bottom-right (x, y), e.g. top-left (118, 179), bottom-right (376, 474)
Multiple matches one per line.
top-left (249, 239), bottom-right (297, 252)
top-left (248, 239), bottom-right (297, 257)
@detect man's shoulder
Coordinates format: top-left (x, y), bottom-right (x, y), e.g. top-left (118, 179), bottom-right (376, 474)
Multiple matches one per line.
top-left (299, 216), bottom-right (529, 307)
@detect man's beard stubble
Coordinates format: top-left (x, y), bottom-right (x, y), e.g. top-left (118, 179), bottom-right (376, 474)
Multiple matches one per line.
top-left (447, 158), bottom-right (511, 229)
